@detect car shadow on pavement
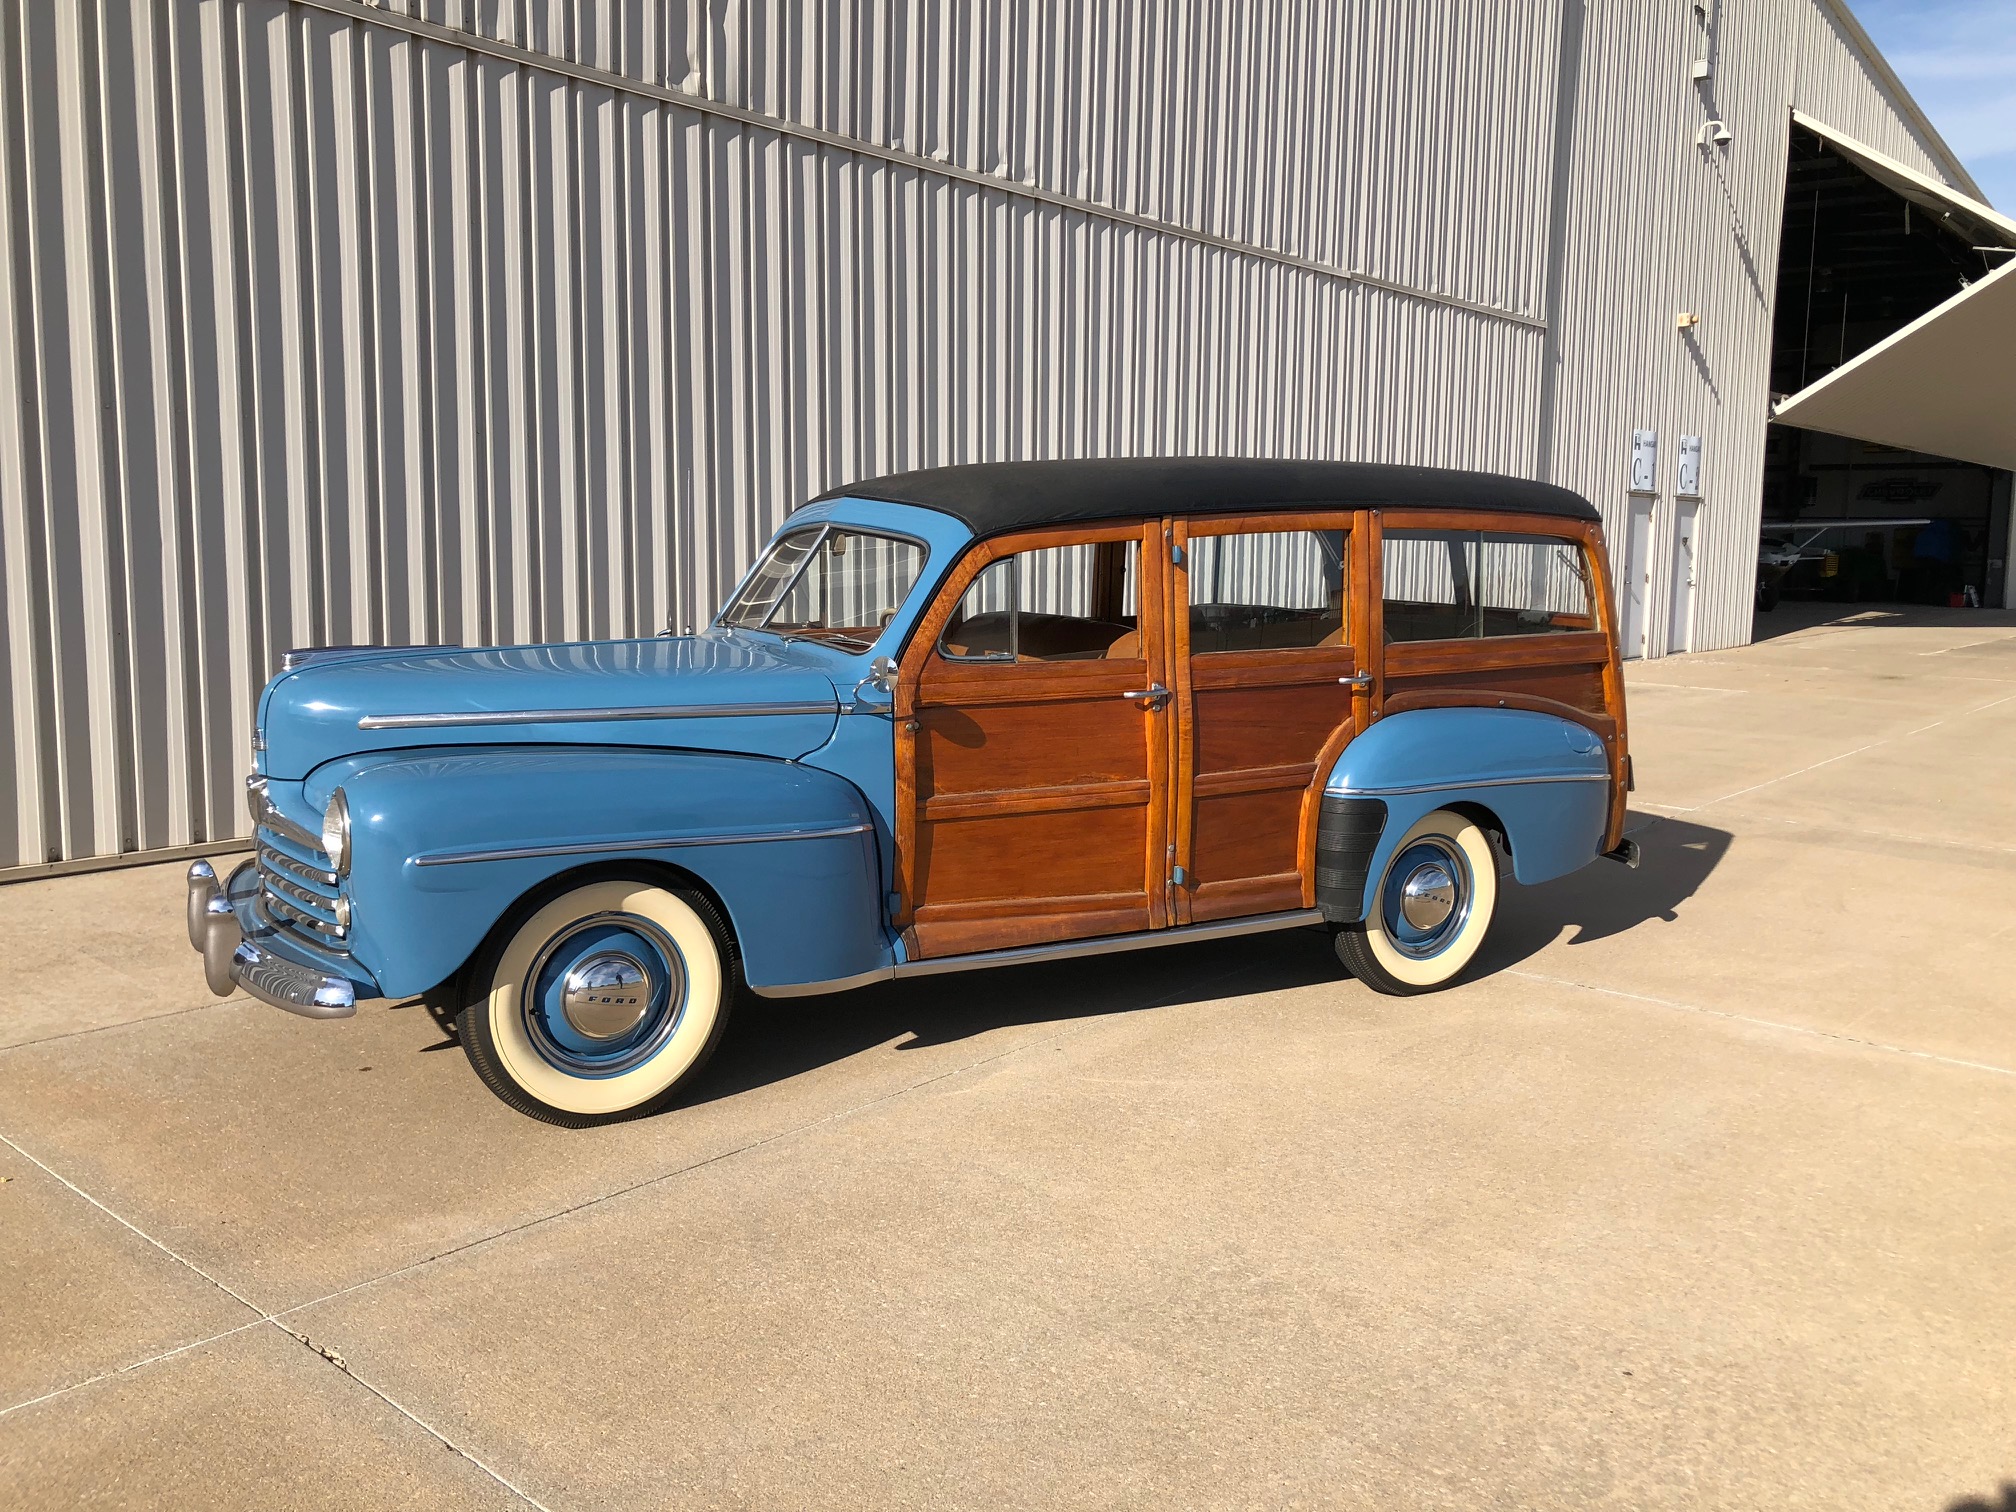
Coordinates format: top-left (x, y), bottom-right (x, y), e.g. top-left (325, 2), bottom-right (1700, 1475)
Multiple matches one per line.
top-left (695, 926), bottom-right (1346, 1107)
top-left (391, 810), bottom-right (1732, 1108)
top-left (1467, 810), bottom-right (1732, 979)
top-left (1949, 1486), bottom-right (2016, 1512)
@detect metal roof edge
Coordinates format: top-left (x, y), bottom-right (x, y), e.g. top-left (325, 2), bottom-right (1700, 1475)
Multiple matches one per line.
top-left (1812, 0), bottom-right (1990, 204)
top-left (1790, 110), bottom-right (2016, 243)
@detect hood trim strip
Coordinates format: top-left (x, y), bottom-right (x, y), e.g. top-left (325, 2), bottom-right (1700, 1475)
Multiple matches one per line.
top-left (358, 701), bottom-right (838, 730)
top-left (411, 822), bottom-right (873, 867)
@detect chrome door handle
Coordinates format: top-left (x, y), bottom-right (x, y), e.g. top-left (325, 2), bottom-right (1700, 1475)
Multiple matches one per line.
top-left (1123, 685), bottom-right (1172, 709)
top-left (1339, 673), bottom-right (1374, 690)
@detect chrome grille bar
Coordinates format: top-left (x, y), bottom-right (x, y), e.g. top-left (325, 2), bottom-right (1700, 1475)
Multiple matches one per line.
top-left (257, 843), bottom-right (338, 890)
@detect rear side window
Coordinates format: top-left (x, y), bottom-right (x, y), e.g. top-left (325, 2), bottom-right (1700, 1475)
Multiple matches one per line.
top-left (940, 540), bottom-right (1143, 662)
top-left (1186, 529), bottom-right (1348, 653)
top-left (1383, 530), bottom-right (1596, 642)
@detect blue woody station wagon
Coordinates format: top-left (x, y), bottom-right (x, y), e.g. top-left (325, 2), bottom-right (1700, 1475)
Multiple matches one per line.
top-left (187, 459), bottom-right (1639, 1125)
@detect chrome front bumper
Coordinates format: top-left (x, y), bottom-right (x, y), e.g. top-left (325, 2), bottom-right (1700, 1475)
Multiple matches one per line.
top-left (187, 860), bottom-right (358, 1019)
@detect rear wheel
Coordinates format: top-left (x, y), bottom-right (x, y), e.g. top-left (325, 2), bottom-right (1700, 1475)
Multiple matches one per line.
top-left (1333, 809), bottom-right (1498, 995)
top-left (458, 878), bottom-right (736, 1126)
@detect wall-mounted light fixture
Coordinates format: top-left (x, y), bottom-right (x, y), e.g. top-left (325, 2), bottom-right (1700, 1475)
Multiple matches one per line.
top-left (1695, 119), bottom-right (1733, 146)
top-left (1675, 311), bottom-right (1701, 331)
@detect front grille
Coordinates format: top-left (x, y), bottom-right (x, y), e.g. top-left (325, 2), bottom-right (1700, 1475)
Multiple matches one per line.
top-left (256, 826), bottom-right (347, 951)
top-left (246, 778), bottom-right (348, 953)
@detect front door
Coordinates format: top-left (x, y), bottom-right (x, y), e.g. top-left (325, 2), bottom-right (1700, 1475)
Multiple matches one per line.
top-left (893, 523), bottom-right (1173, 958)
top-left (1170, 514), bottom-right (1362, 923)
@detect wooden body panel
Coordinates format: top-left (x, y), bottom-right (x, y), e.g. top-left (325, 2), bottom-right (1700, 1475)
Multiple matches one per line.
top-left (890, 503), bottom-right (1632, 959)
top-left (1179, 644), bottom-right (1356, 922)
top-left (1170, 513), bottom-right (1358, 923)
top-left (1375, 511), bottom-right (1630, 851)
top-left (896, 523), bottom-right (1169, 957)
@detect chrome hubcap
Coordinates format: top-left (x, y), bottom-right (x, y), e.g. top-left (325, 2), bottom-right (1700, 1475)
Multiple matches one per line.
top-left (523, 915), bottom-right (688, 1078)
top-left (1380, 837), bottom-right (1472, 960)
top-left (560, 952), bottom-right (654, 1039)
top-left (1398, 862), bottom-right (1457, 931)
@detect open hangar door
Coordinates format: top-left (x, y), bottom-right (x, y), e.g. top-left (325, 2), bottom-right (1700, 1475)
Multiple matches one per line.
top-left (1760, 117), bottom-right (2016, 617)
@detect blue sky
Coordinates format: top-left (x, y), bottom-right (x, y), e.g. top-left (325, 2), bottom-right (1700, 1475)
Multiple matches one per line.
top-left (1853, 0), bottom-right (2016, 208)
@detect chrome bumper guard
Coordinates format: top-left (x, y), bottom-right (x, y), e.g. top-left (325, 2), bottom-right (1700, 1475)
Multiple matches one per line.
top-left (187, 860), bottom-right (357, 1019)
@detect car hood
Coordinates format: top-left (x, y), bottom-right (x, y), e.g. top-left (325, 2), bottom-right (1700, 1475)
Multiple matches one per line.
top-left (258, 633), bottom-right (843, 779)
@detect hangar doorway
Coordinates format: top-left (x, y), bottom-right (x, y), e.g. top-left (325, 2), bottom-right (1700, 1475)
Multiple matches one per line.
top-left (1761, 118), bottom-right (2016, 617)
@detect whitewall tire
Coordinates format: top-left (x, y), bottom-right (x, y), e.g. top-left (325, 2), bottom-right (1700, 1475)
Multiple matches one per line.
top-left (458, 877), bottom-right (737, 1126)
top-left (1333, 808), bottom-right (1499, 995)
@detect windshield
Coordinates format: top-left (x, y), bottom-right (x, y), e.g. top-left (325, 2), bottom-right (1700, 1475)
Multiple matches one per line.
top-left (717, 526), bottom-right (927, 650)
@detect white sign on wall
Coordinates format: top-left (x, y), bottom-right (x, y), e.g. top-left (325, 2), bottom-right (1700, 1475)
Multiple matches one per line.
top-left (1630, 429), bottom-right (1659, 494)
top-left (1677, 434), bottom-right (1703, 498)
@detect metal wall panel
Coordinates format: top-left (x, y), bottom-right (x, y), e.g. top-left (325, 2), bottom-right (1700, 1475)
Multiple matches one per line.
top-left (372, 0), bottom-right (1567, 321)
top-left (3, 0), bottom-right (1566, 871)
top-left (1540, 0), bottom-right (1975, 662)
top-left (1, 0), bottom-right (1974, 873)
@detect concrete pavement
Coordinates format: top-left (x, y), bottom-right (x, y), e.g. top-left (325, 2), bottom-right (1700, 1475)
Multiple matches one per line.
top-left (3, 605), bottom-right (2013, 1510)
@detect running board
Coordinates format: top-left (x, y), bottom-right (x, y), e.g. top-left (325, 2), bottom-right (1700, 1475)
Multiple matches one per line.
top-left (749, 908), bottom-right (1326, 998)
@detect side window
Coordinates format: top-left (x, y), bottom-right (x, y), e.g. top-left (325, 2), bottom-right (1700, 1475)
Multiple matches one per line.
top-left (1187, 529), bottom-right (1348, 653)
top-left (939, 540), bottom-right (1142, 662)
top-left (1383, 530), bottom-right (1595, 642)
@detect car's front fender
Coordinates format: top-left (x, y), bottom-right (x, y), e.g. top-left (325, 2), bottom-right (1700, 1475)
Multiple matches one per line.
top-left (311, 746), bottom-right (888, 998)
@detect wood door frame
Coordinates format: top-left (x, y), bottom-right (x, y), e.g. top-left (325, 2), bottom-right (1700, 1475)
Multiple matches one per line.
top-left (1372, 509), bottom-right (1631, 852)
top-left (1169, 510), bottom-right (1369, 920)
top-left (890, 520), bottom-right (1173, 944)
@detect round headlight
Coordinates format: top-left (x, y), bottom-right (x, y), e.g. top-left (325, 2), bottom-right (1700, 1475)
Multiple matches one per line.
top-left (322, 788), bottom-right (352, 875)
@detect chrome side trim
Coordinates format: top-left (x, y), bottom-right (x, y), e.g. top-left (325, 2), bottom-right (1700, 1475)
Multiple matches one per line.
top-left (410, 821), bottom-right (875, 868)
top-left (1325, 772), bottom-right (1610, 798)
top-left (356, 700), bottom-right (838, 730)
top-left (746, 908), bottom-right (1327, 998)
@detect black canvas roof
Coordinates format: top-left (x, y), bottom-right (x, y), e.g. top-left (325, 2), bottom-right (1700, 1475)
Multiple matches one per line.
top-left (814, 458), bottom-right (1599, 536)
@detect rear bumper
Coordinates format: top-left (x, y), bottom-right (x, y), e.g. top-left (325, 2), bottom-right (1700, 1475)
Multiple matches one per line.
top-left (186, 860), bottom-right (366, 1019)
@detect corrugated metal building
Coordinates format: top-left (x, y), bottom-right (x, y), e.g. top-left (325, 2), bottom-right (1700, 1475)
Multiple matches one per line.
top-left (1, 0), bottom-right (2004, 876)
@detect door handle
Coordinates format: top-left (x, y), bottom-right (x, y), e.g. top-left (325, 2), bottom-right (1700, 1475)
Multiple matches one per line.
top-left (1123, 685), bottom-right (1172, 709)
top-left (1339, 673), bottom-right (1374, 690)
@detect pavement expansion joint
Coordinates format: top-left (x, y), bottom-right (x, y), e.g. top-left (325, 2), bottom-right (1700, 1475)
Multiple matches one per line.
top-left (1507, 968), bottom-right (2016, 1080)
top-left (276, 966), bottom-right (1258, 1328)
top-left (1647, 688), bottom-right (2016, 816)
top-left (0, 966), bottom-right (1243, 1437)
top-left (0, 1131), bottom-right (554, 1509)
top-left (0, 997), bottom-right (242, 1058)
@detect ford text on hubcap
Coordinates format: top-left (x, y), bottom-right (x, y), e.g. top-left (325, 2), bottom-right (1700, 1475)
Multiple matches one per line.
top-left (524, 916), bottom-right (687, 1077)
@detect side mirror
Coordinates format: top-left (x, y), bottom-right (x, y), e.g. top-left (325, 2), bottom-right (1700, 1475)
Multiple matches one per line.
top-left (868, 655), bottom-right (897, 694)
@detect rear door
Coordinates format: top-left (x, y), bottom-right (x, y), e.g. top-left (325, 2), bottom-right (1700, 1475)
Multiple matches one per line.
top-left (1169, 513), bottom-right (1367, 923)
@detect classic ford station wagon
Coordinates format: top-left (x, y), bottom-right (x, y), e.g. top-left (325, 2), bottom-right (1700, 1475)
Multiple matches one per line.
top-left (188, 459), bottom-right (1637, 1125)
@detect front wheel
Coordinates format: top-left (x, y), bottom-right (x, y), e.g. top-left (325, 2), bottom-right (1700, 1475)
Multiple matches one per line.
top-left (1333, 809), bottom-right (1499, 995)
top-left (458, 877), bottom-right (737, 1126)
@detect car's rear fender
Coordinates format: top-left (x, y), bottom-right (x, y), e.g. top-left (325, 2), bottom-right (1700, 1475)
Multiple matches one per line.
top-left (1315, 708), bottom-right (1612, 923)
